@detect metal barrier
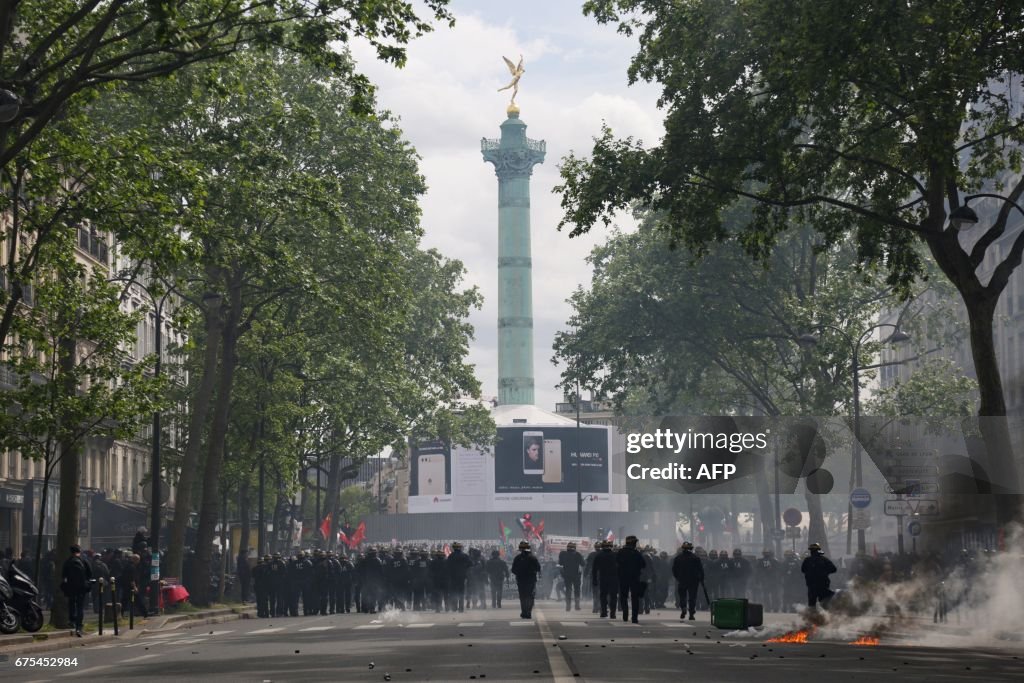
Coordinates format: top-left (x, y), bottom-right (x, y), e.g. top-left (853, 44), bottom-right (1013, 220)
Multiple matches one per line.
top-left (98, 579), bottom-right (104, 635)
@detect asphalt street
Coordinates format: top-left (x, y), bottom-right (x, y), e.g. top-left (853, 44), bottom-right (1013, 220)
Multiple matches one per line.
top-left (1, 603), bottom-right (1021, 682)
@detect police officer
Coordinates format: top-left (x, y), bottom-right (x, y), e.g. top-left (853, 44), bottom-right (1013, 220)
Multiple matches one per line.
top-left (801, 543), bottom-right (836, 608)
top-left (386, 548), bottom-right (410, 610)
top-left (655, 551), bottom-right (671, 608)
top-left (704, 550), bottom-right (719, 600)
top-left (411, 549), bottom-right (431, 610)
top-left (693, 547), bottom-right (710, 610)
top-left (584, 546), bottom-right (599, 613)
top-left (337, 552), bottom-right (354, 613)
top-left (326, 551), bottom-right (341, 614)
top-left (311, 549), bottom-right (330, 615)
top-left (715, 549), bottom-right (733, 597)
top-left (469, 548), bottom-right (489, 609)
top-left (485, 550), bottom-right (510, 608)
top-left (754, 549), bottom-right (780, 612)
top-left (592, 541), bottom-right (618, 618)
top-left (268, 552), bottom-right (287, 617)
top-left (672, 542), bottom-right (704, 620)
top-left (730, 548), bottom-right (751, 600)
top-left (781, 549), bottom-right (803, 612)
top-left (616, 535), bottom-right (646, 624)
top-left (511, 541), bottom-right (541, 619)
top-left (429, 548), bottom-right (449, 612)
top-left (357, 548), bottom-right (385, 613)
top-left (558, 541), bottom-right (586, 611)
top-left (253, 556), bottom-right (270, 618)
top-left (446, 542), bottom-right (473, 612)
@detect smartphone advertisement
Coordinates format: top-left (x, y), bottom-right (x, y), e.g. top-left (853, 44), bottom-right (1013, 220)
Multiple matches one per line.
top-left (408, 440), bottom-right (451, 498)
top-left (495, 425), bottom-right (610, 494)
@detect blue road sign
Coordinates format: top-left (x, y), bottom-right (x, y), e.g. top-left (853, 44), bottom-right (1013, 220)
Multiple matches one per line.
top-left (850, 488), bottom-right (872, 509)
top-left (908, 521), bottom-right (922, 537)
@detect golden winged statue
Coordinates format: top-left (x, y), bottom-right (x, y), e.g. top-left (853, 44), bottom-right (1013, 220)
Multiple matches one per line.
top-left (498, 54), bottom-right (525, 107)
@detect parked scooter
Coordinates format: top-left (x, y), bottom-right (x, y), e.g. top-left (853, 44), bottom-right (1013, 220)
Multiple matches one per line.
top-left (0, 565), bottom-right (44, 633)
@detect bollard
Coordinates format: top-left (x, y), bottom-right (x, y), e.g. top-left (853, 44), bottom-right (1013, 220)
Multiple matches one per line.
top-left (98, 579), bottom-right (104, 635)
top-left (112, 577), bottom-right (119, 636)
top-left (129, 589), bottom-right (135, 630)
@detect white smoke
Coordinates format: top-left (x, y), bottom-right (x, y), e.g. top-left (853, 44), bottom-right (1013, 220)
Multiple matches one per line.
top-left (369, 605), bottom-right (422, 626)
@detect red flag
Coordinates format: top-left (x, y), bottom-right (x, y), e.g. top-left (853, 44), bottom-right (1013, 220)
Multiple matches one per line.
top-left (338, 530), bottom-right (350, 547)
top-left (319, 513), bottom-right (331, 540)
top-left (350, 521), bottom-right (366, 547)
top-left (533, 520), bottom-right (545, 540)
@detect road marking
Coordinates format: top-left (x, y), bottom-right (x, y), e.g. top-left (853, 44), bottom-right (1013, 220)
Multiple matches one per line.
top-left (206, 630), bottom-right (235, 636)
top-left (405, 623), bottom-right (434, 629)
top-left (353, 624), bottom-right (383, 630)
top-left (121, 654), bottom-right (159, 663)
top-left (660, 622), bottom-right (687, 627)
top-left (61, 665), bottom-right (112, 677)
top-left (457, 622), bottom-right (484, 627)
top-left (509, 621), bottom-right (533, 626)
top-left (172, 638), bottom-right (207, 644)
top-left (142, 631), bottom-right (186, 639)
top-left (299, 626), bottom-right (335, 632)
top-left (560, 622), bottom-right (588, 627)
top-left (250, 627), bottom-right (285, 634)
top-left (535, 609), bottom-right (577, 683)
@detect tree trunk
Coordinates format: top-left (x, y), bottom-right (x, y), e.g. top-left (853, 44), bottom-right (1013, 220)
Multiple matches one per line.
top-left (218, 488), bottom-right (228, 604)
top-left (964, 296), bottom-right (1022, 523)
top-left (190, 297), bottom-right (239, 607)
top-left (50, 335), bottom-right (80, 629)
top-left (166, 305), bottom-right (223, 581)
top-left (804, 485), bottom-right (829, 556)
top-left (323, 448), bottom-right (344, 551)
top-left (239, 479), bottom-right (251, 558)
top-left (754, 461), bottom-right (774, 551)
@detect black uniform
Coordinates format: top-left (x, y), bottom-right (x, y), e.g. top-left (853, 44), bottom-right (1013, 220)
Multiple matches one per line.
top-left (592, 547), bottom-right (618, 618)
top-left (781, 554), bottom-right (803, 612)
top-left (386, 552), bottom-right (411, 610)
top-left (445, 549), bottom-right (473, 612)
top-left (312, 554), bottom-right (330, 615)
top-left (558, 548), bottom-right (586, 611)
top-left (801, 551), bottom-right (837, 608)
top-left (511, 550), bottom-right (541, 618)
top-left (268, 556), bottom-right (287, 616)
top-left (616, 544), bottom-right (646, 623)
top-left (337, 556), bottom-right (354, 613)
top-left (584, 550), bottom-right (599, 612)
top-left (356, 551), bottom-right (385, 613)
top-left (671, 550), bottom-right (704, 619)
top-left (411, 552), bottom-right (431, 610)
top-left (485, 554), bottom-right (510, 608)
top-left (429, 552), bottom-right (449, 612)
top-left (729, 552), bottom-right (751, 600)
top-left (754, 553), bottom-right (781, 612)
top-left (252, 559), bottom-right (269, 617)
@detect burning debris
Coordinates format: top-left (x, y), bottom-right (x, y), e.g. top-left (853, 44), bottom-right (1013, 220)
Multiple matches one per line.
top-left (767, 627), bottom-right (815, 644)
top-left (850, 635), bottom-right (880, 646)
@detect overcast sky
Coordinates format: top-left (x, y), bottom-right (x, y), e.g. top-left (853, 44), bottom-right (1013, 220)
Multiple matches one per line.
top-left (351, 1), bottom-right (664, 411)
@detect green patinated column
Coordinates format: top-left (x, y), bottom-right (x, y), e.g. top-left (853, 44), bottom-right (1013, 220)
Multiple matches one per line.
top-left (482, 105), bottom-right (546, 405)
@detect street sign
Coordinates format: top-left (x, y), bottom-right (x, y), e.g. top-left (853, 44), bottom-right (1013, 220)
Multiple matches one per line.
top-left (785, 527), bottom-right (801, 539)
top-left (771, 529), bottom-right (786, 541)
top-left (890, 465), bottom-right (939, 477)
top-left (908, 521), bottom-right (922, 537)
top-left (885, 481), bottom-right (939, 495)
top-left (909, 499), bottom-right (940, 516)
top-left (851, 508), bottom-right (871, 530)
top-left (850, 488), bottom-right (872, 509)
top-left (884, 499), bottom-right (912, 516)
top-left (783, 507), bottom-right (803, 527)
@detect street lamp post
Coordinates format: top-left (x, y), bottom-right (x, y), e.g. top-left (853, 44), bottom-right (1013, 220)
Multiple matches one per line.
top-left (575, 377), bottom-right (583, 537)
top-left (798, 323), bottom-right (910, 555)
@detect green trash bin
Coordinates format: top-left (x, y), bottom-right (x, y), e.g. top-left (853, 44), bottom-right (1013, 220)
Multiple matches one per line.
top-left (711, 598), bottom-right (763, 629)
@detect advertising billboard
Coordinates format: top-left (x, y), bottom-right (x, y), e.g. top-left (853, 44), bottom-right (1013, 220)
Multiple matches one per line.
top-left (407, 421), bottom-right (619, 513)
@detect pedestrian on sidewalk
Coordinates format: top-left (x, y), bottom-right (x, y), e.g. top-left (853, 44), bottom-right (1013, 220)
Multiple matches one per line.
top-left (60, 545), bottom-right (93, 637)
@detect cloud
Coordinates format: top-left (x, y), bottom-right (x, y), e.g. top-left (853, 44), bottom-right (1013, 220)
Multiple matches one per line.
top-left (350, 5), bottom-right (664, 409)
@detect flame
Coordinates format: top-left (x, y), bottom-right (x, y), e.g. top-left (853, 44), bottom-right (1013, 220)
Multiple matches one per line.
top-left (767, 627), bottom-right (815, 643)
top-left (850, 635), bottom-right (880, 646)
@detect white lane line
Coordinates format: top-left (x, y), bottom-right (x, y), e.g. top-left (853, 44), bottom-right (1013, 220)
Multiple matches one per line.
top-left (534, 609), bottom-right (576, 683)
top-left (249, 627), bottom-right (285, 634)
top-left (509, 621), bottom-right (533, 626)
top-left (171, 638), bottom-right (207, 644)
top-left (205, 630), bottom-right (235, 636)
top-left (141, 632), bottom-right (186, 639)
top-left (121, 654), bottom-right (159, 663)
top-left (60, 665), bottom-right (112, 678)
top-left (299, 626), bottom-right (335, 632)
top-left (353, 624), bottom-right (383, 630)
top-left (457, 622), bottom-right (484, 627)
top-left (560, 622), bottom-right (589, 627)
top-left (405, 623), bottom-right (434, 629)
top-left (660, 622), bottom-right (686, 627)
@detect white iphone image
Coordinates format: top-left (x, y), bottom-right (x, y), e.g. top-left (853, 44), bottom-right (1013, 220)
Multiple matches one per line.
top-left (543, 439), bottom-right (562, 483)
top-left (418, 454), bottom-right (446, 495)
top-left (523, 431), bottom-right (544, 475)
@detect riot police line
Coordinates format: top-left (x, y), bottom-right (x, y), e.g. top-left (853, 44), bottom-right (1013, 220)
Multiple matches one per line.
top-left (245, 537), bottom-right (837, 624)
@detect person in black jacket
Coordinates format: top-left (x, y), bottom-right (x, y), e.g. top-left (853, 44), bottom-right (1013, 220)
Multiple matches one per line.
top-left (558, 542), bottom-right (586, 611)
top-left (801, 543), bottom-right (837, 608)
top-left (591, 541), bottom-right (619, 618)
top-left (671, 542), bottom-right (704, 620)
top-left (61, 545), bottom-right (93, 636)
top-left (236, 549), bottom-right (251, 603)
top-left (429, 549), bottom-right (449, 612)
top-left (510, 541), bottom-right (541, 619)
top-left (445, 543), bottom-right (473, 612)
top-left (616, 535), bottom-right (646, 624)
top-left (485, 550), bottom-right (510, 608)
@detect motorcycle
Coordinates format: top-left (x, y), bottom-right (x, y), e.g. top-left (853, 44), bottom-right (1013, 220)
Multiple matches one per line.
top-left (0, 565), bottom-right (44, 633)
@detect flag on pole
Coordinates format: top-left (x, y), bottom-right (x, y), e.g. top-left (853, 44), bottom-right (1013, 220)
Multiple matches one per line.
top-left (319, 513), bottom-right (331, 540)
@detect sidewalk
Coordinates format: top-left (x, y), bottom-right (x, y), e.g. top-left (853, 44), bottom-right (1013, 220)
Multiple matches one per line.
top-left (0, 604), bottom-right (257, 657)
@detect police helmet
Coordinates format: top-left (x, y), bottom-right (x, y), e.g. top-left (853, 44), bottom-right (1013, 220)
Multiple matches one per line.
top-left (681, 541), bottom-right (693, 551)
top-left (518, 541), bottom-right (531, 551)
top-left (272, 552), bottom-right (282, 559)
top-left (262, 555), bottom-right (271, 562)
top-left (451, 542), bottom-right (463, 550)
top-left (708, 550), bottom-right (718, 559)
top-left (762, 549), bottom-right (773, 557)
top-left (808, 543), bottom-right (822, 552)
top-left (625, 535), bottom-right (638, 546)
top-left (732, 548), bottom-right (743, 557)
top-left (491, 549), bottom-right (500, 558)
top-left (567, 542), bottom-right (576, 550)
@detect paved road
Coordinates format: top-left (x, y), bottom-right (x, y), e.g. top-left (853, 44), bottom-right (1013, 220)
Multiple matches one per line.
top-left (1, 603), bottom-right (1020, 682)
